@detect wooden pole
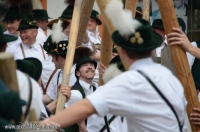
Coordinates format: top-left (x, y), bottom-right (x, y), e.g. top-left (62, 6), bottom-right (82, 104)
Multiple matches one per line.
top-left (142, 0), bottom-right (150, 21)
top-left (125, 0), bottom-right (138, 18)
top-left (76, 0), bottom-right (95, 46)
top-left (98, 24), bottom-right (113, 86)
top-left (157, 0), bottom-right (200, 131)
top-left (0, 53), bottom-right (19, 94)
top-left (96, 0), bottom-right (115, 86)
top-left (56, 0), bottom-right (85, 114)
top-left (96, 0), bottom-right (115, 35)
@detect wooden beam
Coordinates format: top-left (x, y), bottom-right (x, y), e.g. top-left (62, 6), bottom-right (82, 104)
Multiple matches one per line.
top-left (56, 0), bottom-right (85, 114)
top-left (125, 0), bottom-right (138, 18)
top-left (142, 0), bottom-right (150, 21)
top-left (98, 23), bottom-right (113, 86)
top-left (0, 53), bottom-right (19, 94)
top-left (157, 0), bottom-right (200, 131)
top-left (41, 0), bottom-right (47, 10)
top-left (76, 0), bottom-right (95, 46)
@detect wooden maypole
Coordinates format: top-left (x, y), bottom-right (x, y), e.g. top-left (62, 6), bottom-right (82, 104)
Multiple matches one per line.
top-left (142, 0), bottom-right (150, 21)
top-left (0, 53), bottom-right (19, 94)
top-left (76, 0), bottom-right (95, 46)
top-left (157, 0), bottom-right (200, 131)
top-left (125, 0), bottom-right (138, 18)
top-left (56, 0), bottom-right (94, 114)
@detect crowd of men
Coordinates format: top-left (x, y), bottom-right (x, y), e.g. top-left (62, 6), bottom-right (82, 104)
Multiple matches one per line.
top-left (1, 0), bottom-right (200, 132)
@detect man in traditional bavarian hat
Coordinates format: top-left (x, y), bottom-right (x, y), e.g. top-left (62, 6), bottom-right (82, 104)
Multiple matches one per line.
top-left (32, 0), bottom-right (51, 33)
top-left (43, 20), bottom-right (70, 113)
top-left (5, 15), bottom-right (55, 91)
top-left (0, 23), bottom-right (47, 121)
top-left (3, 5), bottom-right (23, 47)
top-left (41, 0), bottom-right (187, 131)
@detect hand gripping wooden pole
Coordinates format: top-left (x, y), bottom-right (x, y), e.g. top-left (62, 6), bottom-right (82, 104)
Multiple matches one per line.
top-left (76, 0), bottom-right (95, 46)
top-left (0, 53), bottom-right (19, 94)
top-left (157, 0), bottom-right (200, 131)
top-left (125, 0), bottom-right (138, 18)
top-left (142, 0), bottom-right (150, 21)
top-left (56, 0), bottom-right (87, 114)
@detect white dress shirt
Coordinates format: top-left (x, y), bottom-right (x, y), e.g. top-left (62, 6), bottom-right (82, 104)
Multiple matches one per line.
top-left (46, 68), bottom-right (76, 100)
top-left (87, 30), bottom-right (101, 44)
top-left (16, 70), bottom-right (48, 119)
top-left (87, 58), bottom-right (187, 132)
top-left (6, 39), bottom-right (55, 91)
top-left (37, 28), bottom-right (47, 45)
top-left (4, 30), bottom-right (21, 47)
top-left (6, 40), bottom-right (48, 61)
top-left (65, 80), bottom-right (109, 132)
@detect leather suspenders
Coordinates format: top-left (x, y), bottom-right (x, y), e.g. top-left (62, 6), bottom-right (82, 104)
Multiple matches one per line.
top-left (41, 69), bottom-right (58, 94)
top-left (20, 43), bottom-right (46, 59)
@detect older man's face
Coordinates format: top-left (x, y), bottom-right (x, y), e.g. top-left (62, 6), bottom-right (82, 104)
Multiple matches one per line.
top-left (174, 0), bottom-right (184, 8)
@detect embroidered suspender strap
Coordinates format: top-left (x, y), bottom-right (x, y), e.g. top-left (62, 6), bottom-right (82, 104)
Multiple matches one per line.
top-left (137, 70), bottom-right (183, 132)
top-left (57, 70), bottom-right (62, 88)
top-left (92, 85), bottom-right (96, 91)
top-left (20, 43), bottom-right (26, 58)
top-left (24, 74), bottom-right (33, 120)
top-left (41, 80), bottom-right (45, 95)
top-left (100, 116), bottom-right (116, 132)
top-left (40, 44), bottom-right (46, 60)
top-left (44, 69), bottom-right (58, 94)
top-left (79, 87), bottom-right (86, 98)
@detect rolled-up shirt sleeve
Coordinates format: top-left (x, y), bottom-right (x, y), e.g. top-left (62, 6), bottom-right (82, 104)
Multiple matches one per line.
top-left (86, 91), bottom-right (109, 117)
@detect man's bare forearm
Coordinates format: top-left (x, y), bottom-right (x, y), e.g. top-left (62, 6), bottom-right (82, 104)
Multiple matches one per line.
top-left (40, 99), bottom-right (96, 128)
top-left (188, 45), bottom-right (200, 60)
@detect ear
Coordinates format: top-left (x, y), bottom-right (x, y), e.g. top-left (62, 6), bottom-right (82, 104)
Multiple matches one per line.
top-left (76, 70), bottom-right (80, 77)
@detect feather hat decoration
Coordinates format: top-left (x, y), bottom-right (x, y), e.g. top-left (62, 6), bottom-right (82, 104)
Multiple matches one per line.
top-left (52, 20), bottom-right (63, 43)
top-left (105, 0), bottom-right (141, 37)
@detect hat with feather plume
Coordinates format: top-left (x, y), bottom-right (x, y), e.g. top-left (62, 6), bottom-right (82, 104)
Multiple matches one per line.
top-left (43, 20), bottom-right (68, 55)
top-left (105, 0), bottom-right (162, 51)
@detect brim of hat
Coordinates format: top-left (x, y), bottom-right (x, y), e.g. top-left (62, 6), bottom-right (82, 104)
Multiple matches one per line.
top-left (46, 52), bottom-right (66, 55)
top-left (0, 34), bottom-right (18, 44)
top-left (17, 26), bottom-right (38, 31)
top-left (113, 31), bottom-right (163, 51)
top-left (34, 16), bottom-right (52, 20)
top-left (47, 18), bottom-right (70, 29)
top-left (91, 17), bottom-right (102, 25)
top-left (2, 16), bottom-right (23, 22)
top-left (75, 60), bottom-right (97, 72)
top-left (24, 57), bottom-right (42, 81)
top-left (152, 25), bottom-right (164, 30)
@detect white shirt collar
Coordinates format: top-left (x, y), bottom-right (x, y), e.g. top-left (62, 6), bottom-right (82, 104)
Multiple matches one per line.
top-left (22, 40), bottom-right (40, 50)
top-left (79, 79), bottom-right (92, 91)
top-left (4, 30), bottom-right (19, 37)
top-left (88, 30), bottom-right (99, 37)
top-left (129, 58), bottom-right (154, 70)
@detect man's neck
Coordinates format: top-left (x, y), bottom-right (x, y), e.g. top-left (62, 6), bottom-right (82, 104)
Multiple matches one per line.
top-left (79, 78), bottom-right (93, 85)
top-left (89, 29), bottom-right (96, 35)
top-left (10, 31), bottom-right (19, 36)
top-left (24, 40), bottom-right (36, 46)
